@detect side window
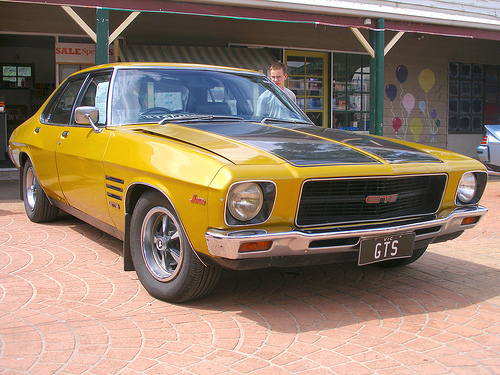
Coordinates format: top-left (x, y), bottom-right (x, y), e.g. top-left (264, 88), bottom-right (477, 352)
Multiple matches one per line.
top-left (75, 73), bottom-right (111, 125)
top-left (45, 77), bottom-right (86, 124)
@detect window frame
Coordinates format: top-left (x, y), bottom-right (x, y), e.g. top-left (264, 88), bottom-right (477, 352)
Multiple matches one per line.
top-left (40, 75), bottom-right (87, 125)
top-left (72, 71), bottom-right (113, 127)
top-left (0, 63), bottom-right (35, 89)
top-left (448, 62), bottom-right (497, 134)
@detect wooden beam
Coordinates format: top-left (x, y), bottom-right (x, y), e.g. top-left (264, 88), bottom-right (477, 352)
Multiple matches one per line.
top-left (384, 31), bottom-right (405, 56)
top-left (109, 11), bottom-right (140, 44)
top-left (62, 6), bottom-right (96, 42)
top-left (350, 27), bottom-right (374, 58)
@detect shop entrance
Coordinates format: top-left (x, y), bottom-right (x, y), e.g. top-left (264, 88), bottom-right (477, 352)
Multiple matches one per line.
top-left (285, 51), bottom-right (329, 127)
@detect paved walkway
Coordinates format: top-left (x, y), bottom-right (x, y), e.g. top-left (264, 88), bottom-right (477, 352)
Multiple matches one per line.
top-left (0, 176), bottom-right (499, 374)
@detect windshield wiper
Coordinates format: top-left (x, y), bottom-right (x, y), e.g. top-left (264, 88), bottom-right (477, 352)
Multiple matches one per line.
top-left (159, 114), bottom-right (244, 124)
top-left (261, 117), bottom-right (312, 125)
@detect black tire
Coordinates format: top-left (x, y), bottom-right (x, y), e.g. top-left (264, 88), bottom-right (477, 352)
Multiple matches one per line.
top-left (130, 191), bottom-right (221, 302)
top-left (376, 246), bottom-right (428, 268)
top-left (23, 160), bottom-right (59, 223)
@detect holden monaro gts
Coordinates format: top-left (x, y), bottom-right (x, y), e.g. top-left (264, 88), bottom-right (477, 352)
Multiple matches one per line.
top-left (9, 63), bottom-right (488, 302)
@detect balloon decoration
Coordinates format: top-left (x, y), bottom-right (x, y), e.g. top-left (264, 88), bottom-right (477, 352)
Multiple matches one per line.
top-left (418, 69), bottom-right (435, 93)
top-left (388, 65), bottom-right (440, 143)
top-left (410, 118), bottom-right (423, 142)
top-left (385, 84), bottom-right (397, 102)
top-left (392, 117), bottom-right (402, 133)
top-left (403, 93), bottom-right (415, 114)
top-left (396, 65), bottom-right (408, 84)
top-left (418, 101), bottom-right (426, 113)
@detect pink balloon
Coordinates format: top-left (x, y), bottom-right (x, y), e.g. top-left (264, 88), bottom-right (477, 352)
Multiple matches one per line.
top-left (403, 93), bottom-right (415, 114)
top-left (392, 117), bottom-right (402, 132)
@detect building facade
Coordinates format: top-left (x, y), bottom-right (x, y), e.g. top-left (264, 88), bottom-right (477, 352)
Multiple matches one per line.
top-left (1, 0), bottom-right (500, 158)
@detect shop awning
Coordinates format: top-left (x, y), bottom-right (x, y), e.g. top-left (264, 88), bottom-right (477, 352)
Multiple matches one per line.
top-left (119, 45), bottom-right (277, 72)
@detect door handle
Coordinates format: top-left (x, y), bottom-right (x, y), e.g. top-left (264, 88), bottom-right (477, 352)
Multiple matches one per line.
top-left (61, 131), bottom-right (69, 138)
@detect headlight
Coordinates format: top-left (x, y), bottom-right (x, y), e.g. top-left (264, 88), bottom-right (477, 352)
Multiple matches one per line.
top-left (456, 172), bottom-right (477, 204)
top-left (227, 182), bottom-right (264, 222)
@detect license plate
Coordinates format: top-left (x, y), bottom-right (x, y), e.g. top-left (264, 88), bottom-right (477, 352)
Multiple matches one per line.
top-left (358, 233), bottom-right (415, 266)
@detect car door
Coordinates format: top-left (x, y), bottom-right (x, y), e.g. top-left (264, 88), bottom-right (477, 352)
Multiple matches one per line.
top-left (55, 71), bottom-right (114, 226)
top-left (27, 76), bottom-right (88, 203)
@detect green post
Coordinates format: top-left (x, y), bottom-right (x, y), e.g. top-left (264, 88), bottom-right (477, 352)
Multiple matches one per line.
top-left (375, 19), bottom-right (385, 136)
top-left (369, 34), bottom-right (376, 135)
top-left (95, 8), bottom-right (109, 65)
top-left (369, 18), bottom-right (385, 135)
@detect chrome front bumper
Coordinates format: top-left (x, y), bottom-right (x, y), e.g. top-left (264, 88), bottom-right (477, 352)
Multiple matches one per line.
top-left (205, 206), bottom-right (488, 260)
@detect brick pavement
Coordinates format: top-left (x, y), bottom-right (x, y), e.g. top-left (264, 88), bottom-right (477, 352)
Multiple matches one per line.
top-left (0, 177), bottom-right (499, 374)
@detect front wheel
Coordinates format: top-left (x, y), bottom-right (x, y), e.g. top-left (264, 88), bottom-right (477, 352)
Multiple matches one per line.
top-left (23, 160), bottom-right (59, 223)
top-left (376, 246), bottom-right (428, 268)
top-left (130, 191), bottom-right (221, 302)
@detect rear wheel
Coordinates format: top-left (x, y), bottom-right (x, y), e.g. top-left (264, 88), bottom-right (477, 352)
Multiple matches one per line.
top-left (130, 191), bottom-right (221, 302)
top-left (23, 160), bottom-right (59, 223)
top-left (376, 246), bottom-right (428, 268)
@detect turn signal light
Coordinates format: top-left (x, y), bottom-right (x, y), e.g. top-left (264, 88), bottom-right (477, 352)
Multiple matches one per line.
top-left (239, 241), bottom-right (273, 252)
top-left (461, 216), bottom-right (480, 226)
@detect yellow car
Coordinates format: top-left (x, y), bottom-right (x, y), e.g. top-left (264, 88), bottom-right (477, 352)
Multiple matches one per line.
top-left (9, 63), bottom-right (488, 302)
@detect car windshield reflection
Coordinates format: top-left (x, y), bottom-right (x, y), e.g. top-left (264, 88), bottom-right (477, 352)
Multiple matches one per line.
top-left (110, 68), bottom-right (310, 125)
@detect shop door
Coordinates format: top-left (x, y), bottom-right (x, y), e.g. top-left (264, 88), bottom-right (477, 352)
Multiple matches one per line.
top-left (285, 51), bottom-right (329, 127)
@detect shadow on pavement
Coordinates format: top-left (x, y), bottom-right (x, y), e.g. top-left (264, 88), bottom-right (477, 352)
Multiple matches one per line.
top-left (2, 175), bottom-right (498, 336)
top-left (41, 212), bottom-right (500, 334)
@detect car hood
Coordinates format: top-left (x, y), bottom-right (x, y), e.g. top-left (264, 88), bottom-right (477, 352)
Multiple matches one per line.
top-left (134, 121), bottom-right (442, 166)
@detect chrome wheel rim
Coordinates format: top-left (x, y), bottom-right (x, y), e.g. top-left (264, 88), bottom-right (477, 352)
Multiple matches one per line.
top-left (141, 207), bottom-right (183, 281)
top-left (25, 167), bottom-right (37, 211)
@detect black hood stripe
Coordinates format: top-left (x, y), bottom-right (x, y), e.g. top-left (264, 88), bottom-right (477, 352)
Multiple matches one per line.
top-left (188, 123), bottom-right (379, 166)
top-left (287, 125), bottom-right (442, 163)
top-left (186, 122), bottom-right (441, 166)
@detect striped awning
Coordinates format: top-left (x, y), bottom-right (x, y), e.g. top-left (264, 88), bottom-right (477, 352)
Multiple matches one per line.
top-left (119, 45), bottom-right (277, 73)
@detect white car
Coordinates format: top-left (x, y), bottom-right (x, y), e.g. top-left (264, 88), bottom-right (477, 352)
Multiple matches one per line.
top-left (477, 125), bottom-right (500, 172)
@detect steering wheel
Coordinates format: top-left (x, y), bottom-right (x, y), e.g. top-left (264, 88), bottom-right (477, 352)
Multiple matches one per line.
top-left (139, 107), bottom-right (172, 116)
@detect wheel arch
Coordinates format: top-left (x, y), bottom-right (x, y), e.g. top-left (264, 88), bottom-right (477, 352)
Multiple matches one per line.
top-left (17, 151), bottom-right (32, 201)
top-left (122, 182), bottom-right (183, 272)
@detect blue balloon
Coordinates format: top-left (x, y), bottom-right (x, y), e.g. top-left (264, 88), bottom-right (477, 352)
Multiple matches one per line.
top-left (396, 65), bottom-right (408, 83)
top-left (396, 65), bottom-right (408, 84)
top-left (385, 84), bottom-right (397, 102)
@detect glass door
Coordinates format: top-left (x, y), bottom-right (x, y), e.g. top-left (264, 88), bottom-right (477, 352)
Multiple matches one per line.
top-left (285, 51), bottom-right (329, 127)
top-left (332, 53), bottom-right (371, 131)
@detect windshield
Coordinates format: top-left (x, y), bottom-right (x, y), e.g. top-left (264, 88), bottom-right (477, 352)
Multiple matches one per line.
top-left (110, 68), bottom-right (311, 125)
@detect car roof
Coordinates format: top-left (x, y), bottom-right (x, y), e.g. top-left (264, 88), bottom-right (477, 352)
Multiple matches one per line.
top-left (72, 62), bottom-right (260, 77)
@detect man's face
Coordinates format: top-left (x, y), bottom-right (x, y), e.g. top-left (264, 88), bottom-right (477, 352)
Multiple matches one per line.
top-left (270, 68), bottom-right (287, 90)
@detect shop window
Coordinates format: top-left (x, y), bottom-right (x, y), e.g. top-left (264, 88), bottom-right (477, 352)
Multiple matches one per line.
top-left (332, 53), bottom-right (370, 131)
top-left (285, 51), bottom-right (329, 127)
top-left (449, 62), bottom-right (500, 133)
top-left (1, 64), bottom-right (35, 89)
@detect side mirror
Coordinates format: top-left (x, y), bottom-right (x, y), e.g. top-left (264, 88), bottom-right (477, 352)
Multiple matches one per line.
top-left (75, 106), bottom-right (102, 133)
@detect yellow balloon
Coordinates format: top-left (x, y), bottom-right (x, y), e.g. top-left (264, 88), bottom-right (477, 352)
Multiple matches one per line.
top-left (410, 118), bottom-right (423, 142)
top-left (419, 69), bottom-right (435, 93)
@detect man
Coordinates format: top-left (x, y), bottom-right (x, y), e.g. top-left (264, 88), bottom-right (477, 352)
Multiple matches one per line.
top-left (269, 62), bottom-right (296, 103)
top-left (256, 62), bottom-right (297, 118)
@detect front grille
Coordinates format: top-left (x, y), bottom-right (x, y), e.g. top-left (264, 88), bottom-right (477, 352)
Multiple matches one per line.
top-left (296, 175), bottom-right (447, 227)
